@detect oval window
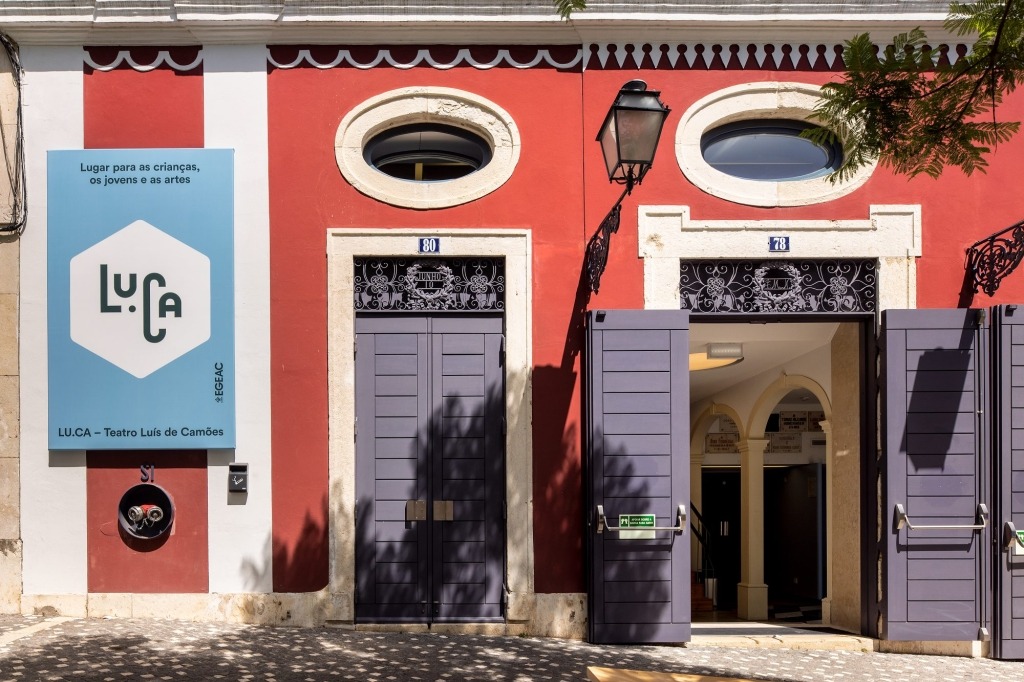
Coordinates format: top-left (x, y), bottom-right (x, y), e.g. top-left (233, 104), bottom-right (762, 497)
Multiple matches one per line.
top-left (337, 87), bottom-right (520, 209)
top-left (365, 123), bottom-right (492, 182)
top-left (700, 120), bottom-right (842, 181)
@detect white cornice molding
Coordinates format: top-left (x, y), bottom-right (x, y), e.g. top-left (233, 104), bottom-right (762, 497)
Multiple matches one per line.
top-left (0, 3), bottom-right (957, 46)
top-left (1, 23), bottom-right (959, 49)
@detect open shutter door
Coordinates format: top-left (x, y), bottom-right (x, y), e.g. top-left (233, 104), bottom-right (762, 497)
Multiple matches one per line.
top-left (881, 309), bottom-right (991, 641)
top-left (994, 305), bottom-right (1024, 659)
top-left (586, 309), bottom-right (690, 644)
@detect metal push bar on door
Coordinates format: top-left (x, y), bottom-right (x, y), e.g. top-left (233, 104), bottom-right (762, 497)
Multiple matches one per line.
top-left (893, 503), bottom-right (989, 531)
top-left (595, 504), bottom-right (687, 534)
top-left (1003, 520), bottom-right (1024, 551)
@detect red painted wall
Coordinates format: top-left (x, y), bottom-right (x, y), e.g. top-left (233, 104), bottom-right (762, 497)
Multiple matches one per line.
top-left (267, 48), bottom-right (1024, 596)
top-left (267, 52), bottom-right (587, 592)
top-left (86, 451), bottom-right (209, 593)
top-left (84, 47), bottom-right (204, 149)
top-left (582, 64), bottom-right (1024, 310)
top-left (74, 41), bottom-right (1024, 598)
top-left (83, 48), bottom-right (209, 593)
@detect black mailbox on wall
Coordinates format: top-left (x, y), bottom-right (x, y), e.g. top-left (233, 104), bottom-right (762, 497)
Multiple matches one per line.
top-left (228, 463), bottom-right (248, 493)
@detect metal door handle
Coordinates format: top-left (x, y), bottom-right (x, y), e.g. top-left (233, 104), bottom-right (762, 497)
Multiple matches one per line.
top-left (894, 502), bottom-right (989, 531)
top-left (595, 504), bottom-right (686, 534)
top-left (433, 499), bottom-right (454, 522)
top-left (405, 500), bottom-right (427, 521)
top-left (1004, 520), bottom-right (1024, 551)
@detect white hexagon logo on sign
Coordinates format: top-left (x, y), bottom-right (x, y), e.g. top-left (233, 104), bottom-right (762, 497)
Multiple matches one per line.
top-left (70, 220), bottom-right (211, 378)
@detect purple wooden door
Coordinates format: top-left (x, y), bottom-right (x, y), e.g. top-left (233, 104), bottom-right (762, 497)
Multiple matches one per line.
top-left (881, 309), bottom-right (991, 641)
top-left (586, 309), bottom-right (690, 644)
top-left (993, 305), bottom-right (1024, 659)
top-left (355, 315), bottom-right (505, 623)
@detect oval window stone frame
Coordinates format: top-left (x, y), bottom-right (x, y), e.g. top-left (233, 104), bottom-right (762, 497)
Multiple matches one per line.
top-left (675, 82), bottom-right (876, 207)
top-left (336, 87), bottom-right (521, 210)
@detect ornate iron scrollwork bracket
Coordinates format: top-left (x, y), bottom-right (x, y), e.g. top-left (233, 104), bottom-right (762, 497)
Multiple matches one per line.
top-left (585, 203), bottom-right (621, 294)
top-left (585, 186), bottom-right (630, 294)
top-left (966, 219), bottom-right (1024, 297)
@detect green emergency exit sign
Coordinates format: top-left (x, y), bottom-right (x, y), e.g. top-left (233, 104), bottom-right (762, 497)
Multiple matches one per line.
top-left (619, 514), bottom-right (655, 529)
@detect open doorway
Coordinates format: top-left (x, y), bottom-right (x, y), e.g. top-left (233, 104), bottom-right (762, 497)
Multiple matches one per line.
top-left (688, 320), bottom-right (864, 629)
top-left (698, 392), bottom-right (827, 623)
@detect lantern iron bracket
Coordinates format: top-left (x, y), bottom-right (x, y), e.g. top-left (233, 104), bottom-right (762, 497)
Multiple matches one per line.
top-left (585, 185), bottom-right (630, 294)
top-left (966, 218), bottom-right (1024, 297)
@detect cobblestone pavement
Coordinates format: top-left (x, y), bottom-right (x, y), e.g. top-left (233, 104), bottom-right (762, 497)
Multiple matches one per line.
top-left (1, 615), bottom-right (1023, 682)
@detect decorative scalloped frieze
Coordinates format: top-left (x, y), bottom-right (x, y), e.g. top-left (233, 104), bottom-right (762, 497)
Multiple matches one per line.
top-left (267, 45), bottom-right (583, 70)
top-left (83, 46), bottom-right (203, 72)
top-left (584, 42), bottom-right (970, 71)
top-left (265, 42), bottom-right (969, 72)
top-left (76, 41), bottom-right (970, 73)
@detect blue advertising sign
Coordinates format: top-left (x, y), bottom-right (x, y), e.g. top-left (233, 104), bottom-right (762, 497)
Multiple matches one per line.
top-left (47, 149), bottom-right (235, 450)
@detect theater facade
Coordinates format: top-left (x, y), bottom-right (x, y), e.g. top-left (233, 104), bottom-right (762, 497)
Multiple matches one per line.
top-left (3, 0), bottom-right (1024, 659)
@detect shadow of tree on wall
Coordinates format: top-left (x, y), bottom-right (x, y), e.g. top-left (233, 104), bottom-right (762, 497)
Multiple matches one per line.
top-left (355, 323), bottom-right (505, 622)
top-left (271, 495), bottom-right (330, 592)
top-left (531, 261), bottom-right (596, 593)
top-left (239, 494), bottom-right (328, 595)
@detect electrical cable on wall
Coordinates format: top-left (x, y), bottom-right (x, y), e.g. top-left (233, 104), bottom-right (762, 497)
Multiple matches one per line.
top-left (0, 31), bottom-right (26, 234)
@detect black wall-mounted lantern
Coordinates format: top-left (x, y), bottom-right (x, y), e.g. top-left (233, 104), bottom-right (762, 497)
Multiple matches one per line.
top-left (587, 80), bottom-right (670, 293)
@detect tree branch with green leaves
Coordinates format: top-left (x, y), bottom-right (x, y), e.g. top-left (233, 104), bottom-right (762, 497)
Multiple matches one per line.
top-left (554, 0), bottom-right (586, 19)
top-left (809, 0), bottom-right (1024, 180)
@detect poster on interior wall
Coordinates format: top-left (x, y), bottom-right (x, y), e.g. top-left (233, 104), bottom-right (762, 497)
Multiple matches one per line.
top-left (705, 432), bottom-right (739, 454)
top-left (47, 149), bottom-right (235, 450)
top-left (778, 411), bottom-right (809, 432)
top-left (716, 415), bottom-right (739, 433)
top-left (770, 432), bottom-right (803, 454)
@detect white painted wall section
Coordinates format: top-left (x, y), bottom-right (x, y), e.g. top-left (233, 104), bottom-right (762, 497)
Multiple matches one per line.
top-left (20, 47), bottom-right (87, 596)
top-left (203, 45), bottom-right (273, 593)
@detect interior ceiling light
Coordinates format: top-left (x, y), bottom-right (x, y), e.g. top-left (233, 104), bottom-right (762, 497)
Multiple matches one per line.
top-left (689, 343), bottom-right (744, 371)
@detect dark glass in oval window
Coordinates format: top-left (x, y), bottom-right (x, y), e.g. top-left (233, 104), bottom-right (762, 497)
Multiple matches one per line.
top-left (700, 120), bottom-right (843, 181)
top-left (364, 123), bottom-right (493, 182)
